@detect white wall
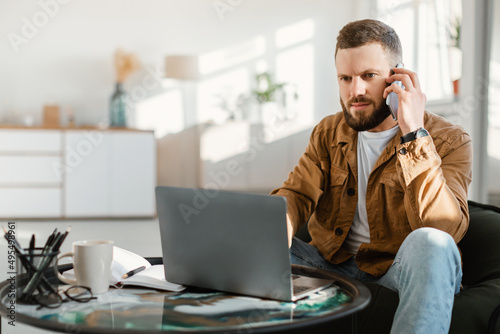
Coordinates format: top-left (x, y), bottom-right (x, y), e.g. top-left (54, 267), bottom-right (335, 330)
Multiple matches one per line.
top-left (0, 0), bottom-right (358, 242)
top-left (0, 2), bottom-right (358, 332)
top-left (0, 0), bottom-right (354, 127)
top-left (492, 0), bottom-right (500, 65)
top-left (487, 0), bottom-right (500, 202)
top-left (455, 0), bottom-right (494, 202)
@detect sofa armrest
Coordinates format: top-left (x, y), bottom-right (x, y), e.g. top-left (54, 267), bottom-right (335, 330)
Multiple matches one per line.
top-left (459, 201), bottom-right (500, 286)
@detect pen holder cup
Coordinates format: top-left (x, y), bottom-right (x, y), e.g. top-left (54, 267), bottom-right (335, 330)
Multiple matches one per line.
top-left (17, 248), bottom-right (60, 304)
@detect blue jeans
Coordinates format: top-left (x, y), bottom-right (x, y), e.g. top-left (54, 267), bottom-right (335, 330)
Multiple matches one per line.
top-left (290, 227), bottom-right (462, 334)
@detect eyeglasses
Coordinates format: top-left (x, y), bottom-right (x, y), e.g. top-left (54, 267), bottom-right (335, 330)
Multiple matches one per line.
top-left (34, 285), bottom-right (97, 309)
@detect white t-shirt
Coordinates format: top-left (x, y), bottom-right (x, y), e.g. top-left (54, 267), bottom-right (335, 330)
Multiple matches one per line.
top-left (343, 125), bottom-right (400, 254)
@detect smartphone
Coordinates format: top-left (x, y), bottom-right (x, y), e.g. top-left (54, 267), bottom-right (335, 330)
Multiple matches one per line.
top-left (386, 63), bottom-right (404, 121)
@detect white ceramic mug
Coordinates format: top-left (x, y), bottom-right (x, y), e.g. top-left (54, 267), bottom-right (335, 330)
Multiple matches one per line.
top-left (55, 240), bottom-right (114, 294)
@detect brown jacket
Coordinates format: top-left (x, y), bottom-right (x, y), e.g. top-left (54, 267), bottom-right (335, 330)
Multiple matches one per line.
top-left (271, 111), bottom-right (472, 277)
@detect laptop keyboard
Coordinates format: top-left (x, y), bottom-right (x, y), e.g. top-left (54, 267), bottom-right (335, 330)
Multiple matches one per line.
top-left (292, 275), bottom-right (310, 294)
top-left (293, 284), bottom-right (310, 294)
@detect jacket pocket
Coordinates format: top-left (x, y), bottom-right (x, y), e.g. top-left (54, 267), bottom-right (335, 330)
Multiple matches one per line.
top-left (380, 172), bottom-right (404, 193)
top-left (330, 164), bottom-right (349, 187)
top-left (379, 171), bottom-right (409, 234)
top-left (315, 164), bottom-right (348, 217)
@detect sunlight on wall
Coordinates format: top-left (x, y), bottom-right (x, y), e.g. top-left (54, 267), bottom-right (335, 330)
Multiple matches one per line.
top-left (190, 19), bottom-right (316, 164)
top-left (488, 61), bottom-right (500, 161)
top-left (276, 43), bottom-right (314, 125)
top-left (275, 19), bottom-right (314, 48)
top-left (199, 37), bottom-right (266, 76)
top-left (197, 19), bottom-right (315, 127)
top-left (197, 68), bottom-right (251, 124)
top-left (135, 89), bottom-right (184, 138)
top-left (200, 122), bottom-right (250, 162)
top-left (135, 19), bottom-right (316, 145)
top-left (489, 62), bottom-right (500, 129)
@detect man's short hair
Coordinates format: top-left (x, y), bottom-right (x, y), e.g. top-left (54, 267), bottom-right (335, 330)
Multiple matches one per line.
top-left (335, 19), bottom-right (402, 65)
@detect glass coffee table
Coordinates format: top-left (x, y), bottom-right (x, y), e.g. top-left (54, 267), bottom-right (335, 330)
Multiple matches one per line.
top-left (0, 261), bottom-right (370, 333)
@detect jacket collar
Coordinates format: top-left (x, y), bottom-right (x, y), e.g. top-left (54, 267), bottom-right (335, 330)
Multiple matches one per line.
top-left (332, 115), bottom-right (402, 159)
top-left (332, 116), bottom-right (357, 147)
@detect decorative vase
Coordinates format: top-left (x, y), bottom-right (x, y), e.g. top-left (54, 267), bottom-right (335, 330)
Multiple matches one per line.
top-left (110, 82), bottom-right (128, 127)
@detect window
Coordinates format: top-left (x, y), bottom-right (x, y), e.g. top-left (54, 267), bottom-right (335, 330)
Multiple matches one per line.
top-left (375, 0), bottom-right (462, 102)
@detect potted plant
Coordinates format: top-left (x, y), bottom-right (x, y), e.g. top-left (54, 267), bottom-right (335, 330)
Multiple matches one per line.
top-left (252, 72), bottom-right (287, 104)
top-left (251, 72), bottom-right (297, 123)
top-left (448, 16), bottom-right (461, 96)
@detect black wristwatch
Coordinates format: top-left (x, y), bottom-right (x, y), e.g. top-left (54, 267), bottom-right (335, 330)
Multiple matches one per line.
top-left (400, 127), bottom-right (429, 144)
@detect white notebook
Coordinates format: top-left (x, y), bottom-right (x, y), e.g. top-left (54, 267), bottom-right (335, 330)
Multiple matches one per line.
top-left (61, 246), bottom-right (185, 292)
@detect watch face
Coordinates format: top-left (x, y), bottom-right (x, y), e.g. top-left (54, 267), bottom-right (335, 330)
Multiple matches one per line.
top-left (416, 128), bottom-right (429, 139)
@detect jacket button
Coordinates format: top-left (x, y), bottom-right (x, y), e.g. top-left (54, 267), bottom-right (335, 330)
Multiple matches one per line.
top-left (335, 228), bottom-right (343, 236)
top-left (399, 147), bottom-right (408, 155)
top-left (347, 188), bottom-right (355, 196)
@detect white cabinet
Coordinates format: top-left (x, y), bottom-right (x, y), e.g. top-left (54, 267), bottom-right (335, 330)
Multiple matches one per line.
top-left (0, 128), bottom-right (156, 219)
top-left (64, 130), bottom-right (156, 217)
top-left (0, 188), bottom-right (62, 218)
top-left (0, 156), bottom-right (63, 184)
top-left (0, 129), bottom-right (62, 218)
top-left (108, 132), bottom-right (156, 216)
top-left (0, 130), bottom-right (61, 152)
top-left (63, 131), bottom-right (112, 217)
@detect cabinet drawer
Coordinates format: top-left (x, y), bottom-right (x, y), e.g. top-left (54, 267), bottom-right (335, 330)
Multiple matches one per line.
top-left (0, 130), bottom-right (62, 153)
top-left (0, 188), bottom-right (61, 218)
top-left (64, 131), bottom-right (156, 218)
top-left (0, 156), bottom-right (63, 184)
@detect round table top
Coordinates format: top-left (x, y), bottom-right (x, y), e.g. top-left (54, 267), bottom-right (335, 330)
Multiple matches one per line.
top-left (1, 264), bottom-right (370, 333)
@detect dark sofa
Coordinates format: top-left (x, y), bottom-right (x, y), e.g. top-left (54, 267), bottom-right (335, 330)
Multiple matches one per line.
top-left (294, 201), bottom-right (500, 334)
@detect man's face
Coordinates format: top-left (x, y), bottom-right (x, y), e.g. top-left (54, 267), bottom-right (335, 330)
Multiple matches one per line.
top-left (335, 43), bottom-right (393, 132)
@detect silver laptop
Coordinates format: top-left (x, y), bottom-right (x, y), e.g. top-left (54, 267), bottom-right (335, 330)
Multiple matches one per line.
top-left (155, 186), bottom-right (334, 302)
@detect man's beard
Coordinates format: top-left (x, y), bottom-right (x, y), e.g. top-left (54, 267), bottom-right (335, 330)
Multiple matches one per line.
top-left (341, 95), bottom-right (391, 132)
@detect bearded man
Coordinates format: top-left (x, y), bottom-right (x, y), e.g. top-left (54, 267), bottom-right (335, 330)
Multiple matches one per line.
top-left (271, 19), bottom-right (472, 333)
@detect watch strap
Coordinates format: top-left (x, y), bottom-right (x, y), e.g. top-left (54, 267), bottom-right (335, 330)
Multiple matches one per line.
top-left (400, 128), bottom-right (429, 144)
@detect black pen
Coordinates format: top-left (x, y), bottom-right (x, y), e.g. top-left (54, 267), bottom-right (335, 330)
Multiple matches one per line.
top-left (29, 234), bottom-right (35, 274)
top-left (42, 228), bottom-right (57, 254)
top-left (122, 266), bottom-right (146, 279)
top-left (20, 232), bottom-right (64, 301)
top-left (2, 227), bottom-right (56, 294)
top-left (54, 226), bottom-right (71, 252)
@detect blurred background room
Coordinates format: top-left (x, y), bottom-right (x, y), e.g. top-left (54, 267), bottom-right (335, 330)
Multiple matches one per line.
top-left (0, 0), bottom-right (499, 331)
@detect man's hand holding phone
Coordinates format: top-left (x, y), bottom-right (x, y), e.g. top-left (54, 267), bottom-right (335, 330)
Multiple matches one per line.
top-left (383, 65), bottom-right (427, 135)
